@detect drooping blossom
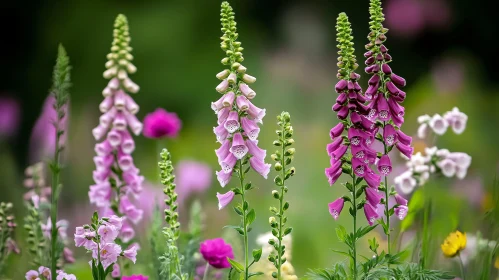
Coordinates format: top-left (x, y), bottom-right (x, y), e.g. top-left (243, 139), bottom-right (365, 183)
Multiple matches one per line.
top-left (199, 238), bottom-right (234, 269)
top-left (142, 108), bottom-right (181, 138)
top-left (89, 14), bottom-right (144, 255)
top-left (0, 96), bottom-right (20, 139)
top-left (328, 198), bottom-right (344, 220)
top-left (216, 191), bottom-right (235, 210)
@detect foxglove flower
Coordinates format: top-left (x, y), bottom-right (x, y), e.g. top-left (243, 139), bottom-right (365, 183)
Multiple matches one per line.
top-left (216, 191), bottom-right (235, 210)
top-left (364, 202), bottom-right (380, 226)
top-left (89, 14), bottom-right (143, 266)
top-left (142, 108), bottom-right (181, 138)
top-left (328, 198), bottom-right (345, 220)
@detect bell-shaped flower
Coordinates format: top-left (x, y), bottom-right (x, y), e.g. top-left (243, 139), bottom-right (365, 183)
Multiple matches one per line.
top-left (246, 139), bottom-right (266, 160)
top-left (365, 187), bottom-right (382, 206)
top-left (217, 191), bottom-right (235, 210)
top-left (328, 198), bottom-right (345, 220)
top-left (377, 155), bottom-right (392, 176)
top-left (330, 123), bottom-right (345, 139)
top-left (241, 117), bottom-right (260, 141)
top-left (224, 111), bottom-right (240, 133)
top-left (364, 202), bottom-right (380, 226)
top-left (229, 133), bottom-right (249, 159)
top-left (249, 156), bottom-right (270, 179)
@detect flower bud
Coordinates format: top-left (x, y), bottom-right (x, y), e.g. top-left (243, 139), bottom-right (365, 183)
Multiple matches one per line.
top-left (272, 190), bottom-right (279, 199)
top-left (221, 57), bottom-right (229, 65)
top-left (285, 148), bottom-right (295, 156)
top-left (269, 216), bottom-right (276, 224)
top-left (242, 74), bottom-right (256, 84)
top-left (231, 62), bottom-right (241, 70)
top-left (274, 162), bottom-right (283, 171)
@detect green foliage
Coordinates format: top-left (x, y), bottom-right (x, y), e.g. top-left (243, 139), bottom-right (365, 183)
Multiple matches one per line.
top-left (363, 263), bottom-right (454, 280)
top-left (335, 13), bottom-right (358, 79)
top-left (304, 264), bottom-right (348, 280)
top-left (52, 44), bottom-right (71, 114)
top-left (0, 202), bottom-right (17, 274)
top-left (24, 203), bottom-right (49, 268)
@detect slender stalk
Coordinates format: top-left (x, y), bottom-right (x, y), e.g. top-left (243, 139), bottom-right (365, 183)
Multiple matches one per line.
top-left (458, 253), bottom-right (466, 280)
top-left (50, 121), bottom-right (62, 278)
top-left (202, 262), bottom-right (210, 280)
top-left (352, 174), bottom-right (357, 280)
top-left (277, 125), bottom-right (287, 280)
top-left (421, 196), bottom-right (430, 269)
top-left (238, 160), bottom-right (249, 280)
top-left (383, 137), bottom-right (391, 256)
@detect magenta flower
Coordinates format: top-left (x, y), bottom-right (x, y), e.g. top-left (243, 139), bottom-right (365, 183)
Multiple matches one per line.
top-left (200, 238), bottom-right (234, 269)
top-left (394, 205), bottom-right (408, 220)
top-left (365, 187), bottom-right (383, 206)
top-left (364, 203), bottom-right (380, 226)
top-left (121, 276), bottom-right (149, 280)
top-left (0, 96), bottom-right (20, 139)
top-left (328, 198), bottom-right (345, 220)
top-left (142, 108), bottom-right (181, 139)
top-left (377, 155), bottom-right (393, 176)
top-left (394, 194), bottom-right (408, 206)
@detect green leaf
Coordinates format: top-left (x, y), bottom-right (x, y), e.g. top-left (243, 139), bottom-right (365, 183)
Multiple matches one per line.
top-left (336, 225), bottom-right (347, 242)
top-left (331, 249), bottom-right (350, 258)
top-left (356, 225), bottom-right (377, 240)
top-left (252, 248), bottom-right (262, 262)
top-left (224, 225), bottom-right (244, 235)
top-left (355, 177), bottom-right (363, 186)
top-left (283, 227), bottom-right (293, 236)
top-left (91, 259), bottom-right (99, 280)
top-left (246, 209), bottom-right (256, 226)
top-left (234, 206), bottom-right (243, 216)
top-left (227, 258), bottom-right (244, 272)
top-left (248, 272), bottom-right (264, 278)
top-left (98, 261), bottom-right (105, 279)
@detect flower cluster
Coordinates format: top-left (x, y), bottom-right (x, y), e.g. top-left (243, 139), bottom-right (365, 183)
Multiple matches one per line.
top-left (23, 163), bottom-right (51, 208)
top-left (395, 147), bottom-right (472, 194)
top-left (417, 107), bottom-right (468, 138)
top-left (25, 266), bottom-right (76, 280)
top-left (212, 1), bottom-right (269, 192)
top-left (89, 14), bottom-right (144, 245)
top-left (143, 108), bottom-right (182, 139)
top-left (0, 202), bottom-right (19, 272)
top-left (74, 214), bottom-right (138, 271)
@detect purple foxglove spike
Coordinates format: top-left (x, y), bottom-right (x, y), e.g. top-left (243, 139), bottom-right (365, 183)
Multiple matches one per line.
top-left (246, 139), bottom-right (266, 160)
top-left (211, 95), bottom-right (225, 112)
top-left (383, 124), bottom-right (397, 146)
top-left (331, 144), bottom-right (348, 161)
top-left (241, 117), bottom-right (260, 141)
top-left (372, 64), bottom-right (380, 73)
top-left (369, 74), bottom-right (380, 86)
top-left (359, 130), bottom-right (374, 147)
top-left (396, 130), bottom-right (412, 146)
top-left (364, 169), bottom-right (381, 189)
top-left (362, 142), bottom-right (377, 160)
top-left (380, 45), bottom-right (388, 53)
top-left (213, 123), bottom-right (229, 143)
top-left (100, 107), bottom-right (117, 127)
top-left (326, 168), bottom-right (342, 186)
top-left (347, 81), bottom-right (355, 90)
top-left (348, 127), bottom-right (361, 146)
top-left (92, 124), bottom-right (109, 141)
top-left (356, 93), bottom-right (367, 103)
top-left (350, 111), bottom-right (362, 125)
top-left (89, 182), bottom-right (112, 207)
top-left (376, 96), bottom-right (391, 121)
top-left (394, 205), bottom-right (408, 220)
top-left (335, 80), bottom-right (348, 92)
top-left (247, 101), bottom-right (266, 123)
top-left (365, 56), bottom-right (375, 65)
top-left (236, 95), bottom-right (249, 111)
top-left (118, 152), bottom-right (134, 171)
top-left (348, 90), bottom-right (357, 101)
top-left (113, 111), bottom-right (127, 131)
top-left (364, 50), bottom-right (373, 58)
top-left (350, 144), bottom-right (366, 161)
top-left (396, 142), bottom-right (414, 159)
top-left (394, 90), bottom-right (406, 102)
top-left (365, 84), bottom-right (379, 99)
top-left (325, 164), bottom-right (340, 179)
top-left (336, 93), bottom-right (347, 104)
top-left (224, 111), bottom-right (240, 133)
top-left (124, 111), bottom-right (143, 136)
top-left (382, 64), bottom-right (392, 75)
top-left (108, 78), bottom-right (120, 90)
top-left (107, 129), bottom-right (122, 147)
top-left (330, 123), bottom-right (345, 139)
top-left (367, 107), bottom-right (378, 121)
top-left (365, 187), bottom-right (382, 206)
top-left (216, 79), bottom-right (229, 93)
top-left (95, 140), bottom-right (113, 156)
top-left (239, 83), bottom-right (256, 99)
top-left (347, 102), bottom-right (358, 111)
top-left (121, 130), bottom-right (135, 154)
top-left (354, 82), bottom-right (362, 92)
top-left (390, 73), bottom-right (406, 87)
top-left (216, 170), bottom-right (233, 187)
top-left (337, 106), bottom-right (349, 120)
top-left (388, 97), bottom-right (405, 117)
top-left (377, 155), bottom-right (392, 176)
top-left (351, 72), bottom-right (361, 80)
top-left (217, 107), bottom-right (230, 125)
top-left (376, 53), bottom-right (383, 61)
top-left (360, 116), bottom-right (375, 131)
top-left (352, 158), bottom-right (366, 177)
top-left (355, 101), bottom-right (369, 115)
top-left (100, 96), bottom-right (114, 113)
top-left (365, 65), bottom-right (375, 74)
top-left (222, 91), bottom-right (236, 107)
top-left (386, 81), bottom-right (400, 96)
top-left (114, 90), bottom-right (127, 110)
top-left (94, 155), bottom-right (114, 171)
top-left (328, 198), bottom-right (345, 219)
top-left (93, 169), bottom-right (111, 184)
top-left (391, 111), bottom-right (404, 127)
top-left (364, 202), bottom-right (380, 226)
top-left (394, 194), bottom-right (408, 206)
top-left (216, 140), bottom-right (231, 163)
top-left (384, 53), bottom-right (392, 61)
top-left (119, 196), bottom-right (143, 224)
top-left (217, 191), bottom-right (235, 210)
top-left (327, 137), bottom-right (343, 155)
top-left (332, 103), bottom-right (343, 112)
top-left (329, 158), bottom-right (342, 171)
top-left (249, 156), bottom-right (271, 179)
top-left (221, 153), bottom-right (237, 174)
top-left (125, 94), bottom-right (139, 114)
top-left (229, 133), bottom-right (248, 159)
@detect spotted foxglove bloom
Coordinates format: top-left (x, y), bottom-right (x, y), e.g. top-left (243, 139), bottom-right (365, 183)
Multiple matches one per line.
top-left (89, 14), bottom-right (144, 250)
top-left (328, 198), bottom-right (345, 220)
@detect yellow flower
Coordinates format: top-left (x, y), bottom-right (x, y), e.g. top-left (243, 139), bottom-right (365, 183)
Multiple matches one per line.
top-left (495, 256), bottom-right (499, 269)
top-left (441, 230), bottom-right (467, 257)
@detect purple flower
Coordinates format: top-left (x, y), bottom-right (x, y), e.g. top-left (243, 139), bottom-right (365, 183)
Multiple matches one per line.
top-left (377, 155), bottom-right (393, 176)
top-left (217, 191), bottom-right (235, 210)
top-left (100, 243), bottom-right (122, 269)
top-left (123, 243), bottom-right (139, 263)
top-left (229, 133), bottom-right (249, 159)
top-left (394, 205), bottom-right (408, 220)
top-left (364, 202), bottom-right (380, 226)
top-left (365, 187), bottom-right (383, 206)
top-left (121, 276), bottom-right (149, 280)
top-left (142, 108), bottom-right (181, 139)
top-left (396, 142), bottom-right (414, 159)
top-left (0, 96), bottom-right (20, 139)
top-left (328, 198), bottom-right (345, 220)
top-left (200, 238), bottom-right (234, 269)
top-left (394, 194), bottom-right (408, 206)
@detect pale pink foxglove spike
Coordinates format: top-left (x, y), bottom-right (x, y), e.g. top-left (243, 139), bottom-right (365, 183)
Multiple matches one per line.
top-left (120, 220), bottom-right (135, 243)
top-left (108, 77), bottom-right (120, 90)
top-left (236, 95), bottom-right (249, 111)
top-left (125, 94), bottom-right (139, 114)
top-left (365, 187), bottom-right (382, 206)
top-left (95, 140), bottom-right (113, 156)
top-left (364, 170), bottom-right (381, 189)
top-left (241, 117), bottom-right (260, 140)
top-left (89, 183), bottom-right (112, 207)
top-left (213, 123), bottom-right (229, 143)
top-left (227, 73), bottom-right (237, 84)
top-left (122, 172), bottom-right (144, 194)
top-left (222, 91), bottom-right (236, 107)
top-left (364, 202), bottom-right (380, 226)
top-left (216, 170), bottom-right (233, 187)
top-left (107, 129), bottom-right (123, 147)
top-left (216, 69), bottom-right (230, 80)
top-left (215, 140), bottom-right (231, 163)
top-left (249, 156), bottom-right (271, 179)
top-left (417, 123), bottom-right (428, 139)
top-left (242, 74), bottom-right (256, 84)
top-left (123, 78), bottom-right (139, 93)
top-left (93, 169), bottom-right (111, 184)
top-left (119, 196), bottom-right (143, 224)
top-left (121, 130), bottom-right (135, 154)
top-left (211, 95), bottom-right (225, 112)
top-left (114, 90), bottom-right (127, 110)
top-left (377, 155), bottom-right (392, 176)
top-left (224, 111), bottom-right (240, 133)
top-left (93, 124), bottom-right (109, 141)
top-left (113, 112), bottom-right (128, 131)
top-left (100, 107), bottom-right (118, 126)
top-left (245, 139), bottom-right (266, 161)
top-left (229, 133), bottom-right (248, 159)
top-left (102, 87), bottom-right (113, 97)
top-left (100, 96), bottom-right (114, 113)
top-left (124, 111), bottom-right (143, 135)
top-left (217, 107), bottom-right (230, 125)
top-left (247, 101), bottom-right (266, 123)
top-left (217, 191), bottom-right (235, 210)
top-left (118, 152), bottom-right (134, 171)
top-left (94, 155), bottom-right (114, 171)
top-left (429, 114), bottom-right (448, 135)
top-left (216, 79), bottom-right (229, 93)
top-left (123, 243), bottom-right (139, 263)
top-left (437, 158), bottom-right (457, 177)
top-left (221, 153), bottom-right (237, 174)
top-left (328, 198), bottom-right (345, 220)
top-left (239, 83), bottom-right (256, 99)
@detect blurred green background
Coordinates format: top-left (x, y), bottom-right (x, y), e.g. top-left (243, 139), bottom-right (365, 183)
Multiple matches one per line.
top-left (1, 0), bottom-right (499, 278)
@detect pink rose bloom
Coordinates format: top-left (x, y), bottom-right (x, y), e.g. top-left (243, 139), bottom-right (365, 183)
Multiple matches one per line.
top-left (142, 108), bottom-right (181, 138)
top-left (200, 238), bottom-right (234, 269)
top-left (121, 275), bottom-right (148, 280)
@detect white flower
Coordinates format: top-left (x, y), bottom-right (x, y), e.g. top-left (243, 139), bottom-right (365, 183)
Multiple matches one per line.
top-left (425, 147), bottom-right (438, 156)
top-left (456, 167), bottom-right (467, 179)
top-left (444, 107), bottom-right (468, 134)
top-left (437, 158), bottom-right (456, 177)
top-left (395, 171), bottom-right (417, 194)
top-left (429, 114), bottom-right (448, 135)
top-left (417, 123), bottom-right (428, 139)
top-left (417, 114), bottom-right (431, 123)
top-left (436, 148), bottom-right (450, 157)
top-left (448, 152), bottom-right (472, 169)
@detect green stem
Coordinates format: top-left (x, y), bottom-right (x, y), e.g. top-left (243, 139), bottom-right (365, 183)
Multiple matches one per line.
top-left (277, 126), bottom-right (287, 280)
top-left (458, 253), bottom-right (466, 280)
top-left (352, 174), bottom-right (357, 280)
top-left (238, 160), bottom-right (249, 280)
top-left (382, 138), bottom-right (391, 257)
top-left (50, 123), bottom-right (62, 278)
top-left (421, 196), bottom-right (430, 269)
top-left (202, 262), bottom-right (210, 280)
